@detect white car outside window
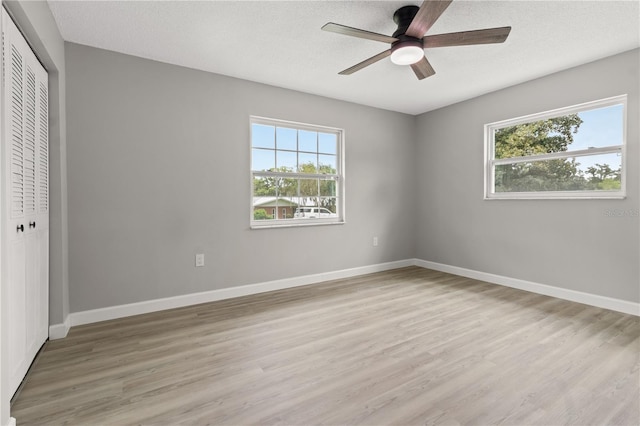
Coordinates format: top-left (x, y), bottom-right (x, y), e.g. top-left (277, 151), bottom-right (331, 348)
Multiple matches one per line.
top-left (294, 207), bottom-right (337, 218)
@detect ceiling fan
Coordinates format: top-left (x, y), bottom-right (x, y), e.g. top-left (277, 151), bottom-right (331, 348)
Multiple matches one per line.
top-left (321, 0), bottom-right (511, 80)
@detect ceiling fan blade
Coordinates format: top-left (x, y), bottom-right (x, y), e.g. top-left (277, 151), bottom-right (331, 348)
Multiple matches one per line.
top-left (322, 23), bottom-right (397, 44)
top-left (339, 50), bottom-right (392, 75)
top-left (406, 0), bottom-right (453, 39)
top-left (411, 56), bottom-right (436, 80)
top-left (424, 26), bottom-right (512, 48)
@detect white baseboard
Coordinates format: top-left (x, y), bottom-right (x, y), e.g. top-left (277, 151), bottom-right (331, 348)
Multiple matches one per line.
top-left (414, 259), bottom-right (640, 316)
top-left (49, 316), bottom-right (70, 340)
top-left (62, 259), bottom-right (414, 331)
top-left (6, 417), bottom-right (16, 426)
top-left (48, 257), bottom-right (638, 339)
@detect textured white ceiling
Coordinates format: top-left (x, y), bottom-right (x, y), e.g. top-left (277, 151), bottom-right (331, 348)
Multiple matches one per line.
top-left (48, 0), bottom-right (640, 115)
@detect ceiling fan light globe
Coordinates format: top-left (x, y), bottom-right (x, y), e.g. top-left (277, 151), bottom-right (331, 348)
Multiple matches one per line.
top-left (390, 45), bottom-right (424, 65)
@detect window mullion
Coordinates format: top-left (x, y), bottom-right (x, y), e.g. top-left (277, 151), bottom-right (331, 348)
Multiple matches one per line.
top-left (492, 145), bottom-right (623, 166)
top-left (254, 171), bottom-right (337, 180)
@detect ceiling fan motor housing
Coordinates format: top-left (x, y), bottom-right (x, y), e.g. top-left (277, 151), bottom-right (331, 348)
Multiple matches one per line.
top-left (392, 5), bottom-right (420, 37)
top-left (391, 5), bottom-right (424, 64)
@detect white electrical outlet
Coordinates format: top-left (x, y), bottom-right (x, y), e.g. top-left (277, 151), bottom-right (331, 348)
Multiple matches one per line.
top-left (373, 237), bottom-right (378, 247)
top-left (195, 253), bottom-right (205, 267)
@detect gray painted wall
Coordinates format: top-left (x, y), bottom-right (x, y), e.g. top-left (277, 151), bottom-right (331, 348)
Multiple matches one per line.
top-left (65, 44), bottom-right (639, 313)
top-left (415, 49), bottom-right (639, 302)
top-left (65, 42), bottom-right (417, 313)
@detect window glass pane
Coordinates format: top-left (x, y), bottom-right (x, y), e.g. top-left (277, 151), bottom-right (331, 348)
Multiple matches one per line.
top-left (319, 154), bottom-right (337, 174)
top-left (495, 153), bottom-right (622, 193)
top-left (572, 104), bottom-right (624, 151)
top-left (277, 177), bottom-right (298, 197)
top-left (319, 133), bottom-right (337, 154)
top-left (252, 124), bottom-right (275, 149)
top-left (278, 204), bottom-right (296, 220)
top-left (276, 150), bottom-right (296, 171)
top-left (495, 115), bottom-right (583, 159)
top-left (319, 178), bottom-right (336, 197)
top-left (320, 198), bottom-right (337, 213)
top-left (253, 180), bottom-right (276, 220)
top-left (272, 199), bottom-right (296, 220)
top-left (299, 178), bottom-right (318, 198)
top-left (495, 104), bottom-right (624, 160)
top-left (253, 176), bottom-right (276, 197)
top-left (576, 152), bottom-right (622, 190)
top-left (298, 153), bottom-right (317, 173)
top-left (252, 148), bottom-right (275, 171)
top-left (276, 127), bottom-right (297, 151)
top-left (299, 130), bottom-right (317, 152)
top-left (252, 205), bottom-right (272, 220)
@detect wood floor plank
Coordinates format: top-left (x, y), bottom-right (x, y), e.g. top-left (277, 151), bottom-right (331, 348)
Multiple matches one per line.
top-left (11, 266), bottom-right (640, 425)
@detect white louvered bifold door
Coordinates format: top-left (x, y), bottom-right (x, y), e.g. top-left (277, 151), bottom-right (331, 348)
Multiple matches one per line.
top-left (1, 7), bottom-right (49, 397)
top-left (34, 66), bottom-right (49, 352)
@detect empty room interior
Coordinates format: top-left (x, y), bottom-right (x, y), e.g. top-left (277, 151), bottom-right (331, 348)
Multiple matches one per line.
top-left (0, 0), bottom-right (639, 425)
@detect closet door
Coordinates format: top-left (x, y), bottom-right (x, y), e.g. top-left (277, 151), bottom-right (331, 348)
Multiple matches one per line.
top-left (1, 7), bottom-right (49, 397)
top-left (34, 70), bottom-right (49, 349)
top-left (24, 54), bottom-right (49, 365)
top-left (3, 9), bottom-right (29, 396)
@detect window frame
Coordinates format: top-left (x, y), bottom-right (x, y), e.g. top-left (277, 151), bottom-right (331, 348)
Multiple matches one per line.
top-left (250, 116), bottom-right (345, 229)
top-left (484, 95), bottom-right (627, 200)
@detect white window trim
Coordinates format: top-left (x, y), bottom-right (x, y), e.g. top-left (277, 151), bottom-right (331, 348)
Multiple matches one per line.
top-left (250, 116), bottom-right (346, 229)
top-left (484, 95), bottom-right (627, 200)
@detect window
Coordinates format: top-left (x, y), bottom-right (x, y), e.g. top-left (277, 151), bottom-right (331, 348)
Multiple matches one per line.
top-left (251, 116), bottom-right (344, 228)
top-left (485, 95), bottom-right (626, 199)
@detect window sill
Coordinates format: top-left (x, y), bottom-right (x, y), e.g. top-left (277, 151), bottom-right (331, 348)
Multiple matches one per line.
top-left (250, 220), bottom-right (345, 230)
top-left (485, 192), bottom-right (626, 200)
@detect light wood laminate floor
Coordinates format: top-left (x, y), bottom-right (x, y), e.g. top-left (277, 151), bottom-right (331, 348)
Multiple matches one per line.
top-left (11, 267), bottom-right (640, 425)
